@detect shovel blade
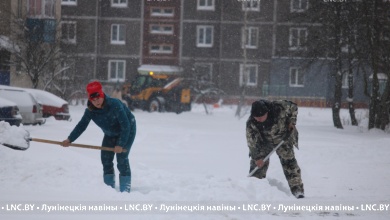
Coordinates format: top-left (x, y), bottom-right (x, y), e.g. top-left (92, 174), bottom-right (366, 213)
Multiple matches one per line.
top-left (1, 142), bottom-right (29, 151)
top-left (0, 121), bottom-right (31, 151)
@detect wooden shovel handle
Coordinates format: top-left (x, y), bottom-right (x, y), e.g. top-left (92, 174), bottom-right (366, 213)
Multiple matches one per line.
top-left (30, 138), bottom-right (127, 153)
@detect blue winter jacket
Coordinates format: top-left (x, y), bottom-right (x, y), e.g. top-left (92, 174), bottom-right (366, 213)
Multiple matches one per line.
top-left (68, 94), bottom-right (136, 149)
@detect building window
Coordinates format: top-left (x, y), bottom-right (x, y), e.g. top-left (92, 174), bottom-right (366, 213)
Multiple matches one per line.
top-left (0, 52), bottom-right (11, 71)
top-left (339, 28), bottom-right (358, 53)
top-left (111, 0), bottom-right (127, 7)
top-left (61, 21), bottom-right (76, 44)
top-left (26, 18), bottom-right (56, 43)
top-left (242, 0), bottom-right (260, 11)
top-left (240, 64), bottom-right (258, 86)
top-left (197, 0), bottom-right (215, 11)
top-left (341, 72), bottom-right (355, 89)
top-left (194, 63), bottom-right (213, 81)
top-left (289, 67), bottom-right (304, 87)
top-left (108, 60), bottom-right (126, 82)
top-left (289, 27), bottom-right (307, 50)
top-left (242, 27), bottom-right (258, 49)
top-left (150, 44), bottom-right (173, 54)
top-left (197, 25), bottom-right (213, 47)
top-left (17, 0), bottom-right (23, 17)
top-left (151, 7), bottom-right (174, 17)
top-left (342, 73), bottom-right (348, 88)
top-left (290, 0), bottom-right (308, 12)
top-left (150, 24), bottom-right (174, 35)
top-left (28, 0), bottom-right (56, 18)
top-left (381, 29), bottom-right (390, 41)
top-left (111, 24), bottom-right (125, 45)
top-left (61, 0), bottom-right (77, 6)
top-left (15, 57), bottom-right (22, 73)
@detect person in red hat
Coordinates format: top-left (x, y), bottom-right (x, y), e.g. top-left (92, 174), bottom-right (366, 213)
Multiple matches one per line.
top-left (61, 81), bottom-right (136, 193)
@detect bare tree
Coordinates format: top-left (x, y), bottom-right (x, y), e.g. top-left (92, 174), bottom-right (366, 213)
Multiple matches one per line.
top-left (356, 0), bottom-right (390, 130)
top-left (323, 2), bottom-right (360, 129)
top-left (320, 0), bottom-right (390, 130)
top-left (188, 63), bottom-right (225, 115)
top-left (292, 1), bottom-right (363, 129)
top-left (235, 8), bottom-right (248, 118)
top-left (0, 5), bottom-right (74, 91)
top-left (42, 53), bottom-right (85, 102)
top-left (11, 18), bottom-right (62, 88)
top-left (0, 5), bottom-right (82, 101)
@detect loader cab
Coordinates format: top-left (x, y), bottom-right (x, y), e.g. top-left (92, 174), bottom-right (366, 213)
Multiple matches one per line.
top-left (130, 73), bottom-right (169, 95)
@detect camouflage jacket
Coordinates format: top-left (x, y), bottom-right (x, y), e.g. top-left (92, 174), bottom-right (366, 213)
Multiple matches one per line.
top-left (246, 100), bottom-right (299, 161)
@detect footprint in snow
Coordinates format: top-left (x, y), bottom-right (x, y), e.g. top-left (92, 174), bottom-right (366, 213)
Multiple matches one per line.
top-left (267, 178), bottom-right (291, 196)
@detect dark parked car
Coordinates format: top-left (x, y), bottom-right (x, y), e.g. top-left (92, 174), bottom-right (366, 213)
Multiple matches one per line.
top-left (25, 89), bottom-right (71, 121)
top-left (0, 97), bottom-right (23, 126)
top-left (0, 86), bottom-right (45, 125)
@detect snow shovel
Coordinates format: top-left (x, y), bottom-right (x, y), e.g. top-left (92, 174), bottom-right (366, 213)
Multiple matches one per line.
top-left (247, 140), bottom-right (285, 177)
top-left (29, 138), bottom-right (128, 152)
top-left (1, 137), bottom-right (127, 152)
top-left (0, 128), bottom-right (30, 150)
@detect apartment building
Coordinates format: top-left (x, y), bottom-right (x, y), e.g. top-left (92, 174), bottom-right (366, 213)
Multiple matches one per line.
top-left (180, 0), bottom-right (367, 106)
top-left (181, 0), bottom-right (275, 101)
top-left (59, 0), bottom-right (274, 99)
top-left (61, 0), bottom-right (142, 87)
top-left (1, 0), bottom-right (372, 106)
top-left (136, 0), bottom-right (182, 75)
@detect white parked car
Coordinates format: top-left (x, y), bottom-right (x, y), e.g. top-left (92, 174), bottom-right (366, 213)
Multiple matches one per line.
top-left (0, 85), bottom-right (45, 125)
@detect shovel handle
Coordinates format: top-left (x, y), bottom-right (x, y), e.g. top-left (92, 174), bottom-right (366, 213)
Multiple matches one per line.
top-left (247, 140), bottom-right (285, 177)
top-left (30, 138), bottom-right (127, 153)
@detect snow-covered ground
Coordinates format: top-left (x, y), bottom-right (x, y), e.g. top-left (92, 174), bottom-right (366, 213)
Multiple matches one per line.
top-left (1, 104), bottom-right (389, 220)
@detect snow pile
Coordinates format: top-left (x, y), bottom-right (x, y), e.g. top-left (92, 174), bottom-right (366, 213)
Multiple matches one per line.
top-left (0, 121), bottom-right (29, 150)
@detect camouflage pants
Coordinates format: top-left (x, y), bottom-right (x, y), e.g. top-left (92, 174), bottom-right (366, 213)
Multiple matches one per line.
top-left (249, 143), bottom-right (304, 195)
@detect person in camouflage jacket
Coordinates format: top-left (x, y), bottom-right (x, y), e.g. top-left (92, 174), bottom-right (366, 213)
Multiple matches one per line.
top-left (246, 100), bottom-right (304, 198)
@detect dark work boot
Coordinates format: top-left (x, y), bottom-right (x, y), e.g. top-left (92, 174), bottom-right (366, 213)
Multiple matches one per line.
top-left (293, 191), bottom-right (305, 199)
top-left (291, 185), bottom-right (305, 199)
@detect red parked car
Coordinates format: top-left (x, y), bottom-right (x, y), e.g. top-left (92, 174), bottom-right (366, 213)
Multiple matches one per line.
top-left (25, 89), bottom-right (71, 121)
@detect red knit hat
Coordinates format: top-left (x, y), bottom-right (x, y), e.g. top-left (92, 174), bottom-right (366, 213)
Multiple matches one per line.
top-left (86, 81), bottom-right (104, 100)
